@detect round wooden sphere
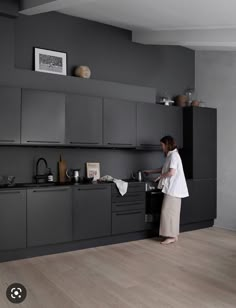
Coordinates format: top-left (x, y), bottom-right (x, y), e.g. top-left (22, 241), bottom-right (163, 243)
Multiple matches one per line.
top-left (74, 66), bottom-right (91, 78)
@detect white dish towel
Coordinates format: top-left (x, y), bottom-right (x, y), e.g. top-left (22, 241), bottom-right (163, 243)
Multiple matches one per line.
top-left (99, 175), bottom-right (128, 196)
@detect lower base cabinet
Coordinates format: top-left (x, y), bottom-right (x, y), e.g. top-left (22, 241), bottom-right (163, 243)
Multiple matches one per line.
top-left (0, 190), bottom-right (26, 250)
top-left (112, 209), bottom-right (146, 234)
top-left (27, 187), bottom-right (72, 247)
top-left (181, 179), bottom-right (216, 225)
top-left (73, 185), bottom-right (111, 240)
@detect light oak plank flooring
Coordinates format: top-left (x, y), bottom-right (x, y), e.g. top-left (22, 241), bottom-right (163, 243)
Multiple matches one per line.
top-left (0, 227), bottom-right (236, 308)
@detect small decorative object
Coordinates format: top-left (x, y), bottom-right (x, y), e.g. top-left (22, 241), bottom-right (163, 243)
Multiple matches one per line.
top-left (159, 97), bottom-right (174, 106)
top-left (34, 47), bottom-right (67, 75)
top-left (185, 88), bottom-right (195, 105)
top-left (74, 66), bottom-right (91, 78)
top-left (86, 162), bottom-right (100, 181)
top-left (174, 95), bottom-right (188, 107)
top-left (191, 100), bottom-right (200, 107)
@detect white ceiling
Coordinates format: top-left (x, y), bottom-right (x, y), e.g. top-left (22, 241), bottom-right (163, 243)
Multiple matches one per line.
top-left (20, 0), bottom-right (236, 50)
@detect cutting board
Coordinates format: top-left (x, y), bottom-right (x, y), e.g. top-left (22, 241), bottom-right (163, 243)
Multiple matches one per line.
top-left (58, 155), bottom-right (67, 183)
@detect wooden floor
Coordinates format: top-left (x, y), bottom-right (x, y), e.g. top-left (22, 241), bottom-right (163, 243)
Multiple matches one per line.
top-left (0, 227), bottom-right (236, 308)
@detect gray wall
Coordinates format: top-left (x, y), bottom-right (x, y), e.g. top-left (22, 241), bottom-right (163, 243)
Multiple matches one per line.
top-left (0, 12), bottom-right (194, 182)
top-left (195, 51), bottom-right (236, 231)
top-left (14, 12), bottom-right (194, 100)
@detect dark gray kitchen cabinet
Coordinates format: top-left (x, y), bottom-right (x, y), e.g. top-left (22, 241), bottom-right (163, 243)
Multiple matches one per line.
top-left (0, 190), bottom-right (26, 250)
top-left (73, 185), bottom-right (111, 240)
top-left (137, 103), bottom-right (183, 149)
top-left (66, 94), bottom-right (103, 146)
top-left (159, 105), bottom-right (183, 148)
top-left (137, 103), bottom-right (161, 149)
top-left (21, 89), bottom-right (66, 145)
top-left (103, 98), bottom-right (136, 147)
top-left (0, 87), bottom-right (21, 144)
top-left (181, 179), bottom-right (216, 225)
top-left (27, 187), bottom-right (72, 247)
top-left (182, 107), bottom-right (217, 179)
top-left (112, 209), bottom-right (146, 234)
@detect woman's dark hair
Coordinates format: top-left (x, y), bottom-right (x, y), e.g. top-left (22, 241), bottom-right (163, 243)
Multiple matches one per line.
top-left (160, 135), bottom-right (177, 152)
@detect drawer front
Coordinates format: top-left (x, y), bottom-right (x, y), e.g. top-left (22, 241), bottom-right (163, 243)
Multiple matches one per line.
top-left (112, 191), bottom-right (145, 203)
top-left (112, 183), bottom-right (145, 194)
top-left (112, 200), bottom-right (145, 212)
top-left (112, 209), bottom-right (146, 234)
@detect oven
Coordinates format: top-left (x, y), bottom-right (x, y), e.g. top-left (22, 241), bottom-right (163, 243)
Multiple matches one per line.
top-left (145, 182), bottom-right (163, 224)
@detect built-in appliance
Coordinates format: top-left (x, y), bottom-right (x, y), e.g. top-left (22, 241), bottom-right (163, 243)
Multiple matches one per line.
top-left (145, 181), bottom-right (163, 224)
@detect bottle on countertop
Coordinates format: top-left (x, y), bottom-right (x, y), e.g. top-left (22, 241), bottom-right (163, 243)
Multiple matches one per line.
top-left (47, 168), bottom-right (54, 182)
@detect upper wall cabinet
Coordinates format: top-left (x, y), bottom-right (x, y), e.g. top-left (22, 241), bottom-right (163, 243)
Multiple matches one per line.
top-left (103, 98), bottom-right (136, 147)
top-left (66, 94), bottom-right (103, 146)
top-left (21, 89), bottom-right (66, 145)
top-left (182, 107), bottom-right (217, 179)
top-left (0, 87), bottom-right (21, 144)
top-left (159, 105), bottom-right (183, 148)
top-left (137, 103), bottom-right (183, 150)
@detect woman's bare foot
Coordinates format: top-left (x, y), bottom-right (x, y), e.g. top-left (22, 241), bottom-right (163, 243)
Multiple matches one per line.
top-left (160, 237), bottom-right (178, 245)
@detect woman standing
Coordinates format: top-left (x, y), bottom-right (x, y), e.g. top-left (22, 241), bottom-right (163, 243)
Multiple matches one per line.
top-left (144, 136), bottom-right (189, 245)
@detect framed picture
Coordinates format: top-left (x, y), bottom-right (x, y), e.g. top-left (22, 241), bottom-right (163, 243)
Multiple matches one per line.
top-left (86, 162), bottom-right (100, 181)
top-left (34, 47), bottom-right (67, 75)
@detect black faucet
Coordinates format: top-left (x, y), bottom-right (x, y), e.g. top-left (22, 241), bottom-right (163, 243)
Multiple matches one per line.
top-left (35, 157), bottom-right (49, 183)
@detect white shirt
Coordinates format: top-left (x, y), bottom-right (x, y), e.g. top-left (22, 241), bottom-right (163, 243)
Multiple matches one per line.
top-left (158, 149), bottom-right (189, 198)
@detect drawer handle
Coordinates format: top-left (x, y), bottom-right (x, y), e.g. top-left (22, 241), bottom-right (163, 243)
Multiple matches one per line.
top-left (77, 187), bottom-right (107, 191)
top-left (108, 143), bottom-right (133, 146)
top-left (27, 141), bottom-right (61, 144)
top-left (140, 143), bottom-right (160, 147)
top-left (32, 188), bottom-right (69, 193)
top-left (70, 142), bottom-right (99, 145)
top-left (115, 202), bottom-right (144, 207)
top-left (116, 211), bottom-right (143, 216)
top-left (0, 191), bottom-right (21, 194)
top-left (0, 139), bottom-right (16, 142)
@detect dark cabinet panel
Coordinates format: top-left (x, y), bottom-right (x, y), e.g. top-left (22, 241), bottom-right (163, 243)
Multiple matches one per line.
top-left (103, 98), bottom-right (136, 147)
top-left (183, 107), bottom-right (217, 179)
top-left (137, 104), bottom-right (183, 149)
top-left (159, 105), bottom-right (183, 148)
top-left (112, 209), bottom-right (146, 234)
top-left (73, 185), bottom-right (111, 240)
top-left (66, 94), bottom-right (103, 146)
top-left (27, 187), bottom-right (72, 247)
top-left (0, 190), bottom-right (26, 250)
top-left (0, 87), bottom-right (21, 144)
top-left (21, 89), bottom-right (66, 145)
top-left (137, 103), bottom-right (162, 149)
top-left (181, 179), bottom-right (216, 225)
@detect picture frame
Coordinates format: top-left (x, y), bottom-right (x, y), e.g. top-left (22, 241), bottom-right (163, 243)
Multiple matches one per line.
top-left (34, 47), bottom-right (67, 76)
top-left (86, 162), bottom-right (100, 181)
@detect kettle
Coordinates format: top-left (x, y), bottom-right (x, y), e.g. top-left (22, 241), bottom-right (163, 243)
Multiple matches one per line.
top-left (131, 170), bottom-right (144, 182)
top-left (66, 168), bottom-right (80, 183)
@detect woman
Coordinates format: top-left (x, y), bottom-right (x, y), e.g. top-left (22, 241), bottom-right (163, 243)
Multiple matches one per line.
top-left (144, 136), bottom-right (189, 245)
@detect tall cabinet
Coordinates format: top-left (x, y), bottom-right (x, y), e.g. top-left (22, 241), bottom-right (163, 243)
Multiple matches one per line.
top-left (181, 107), bottom-right (217, 227)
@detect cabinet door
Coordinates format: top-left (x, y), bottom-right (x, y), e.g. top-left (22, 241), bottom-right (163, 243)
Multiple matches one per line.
top-left (137, 103), bottom-right (162, 149)
top-left (181, 179), bottom-right (216, 225)
top-left (73, 185), bottom-right (111, 240)
top-left (0, 87), bottom-right (21, 144)
top-left (21, 89), bottom-right (65, 145)
top-left (66, 94), bottom-right (103, 146)
top-left (103, 99), bottom-right (136, 147)
top-left (112, 209), bottom-right (146, 234)
top-left (27, 187), bottom-right (72, 247)
top-left (159, 105), bottom-right (183, 148)
top-left (0, 190), bottom-right (26, 250)
top-left (193, 108), bottom-right (217, 179)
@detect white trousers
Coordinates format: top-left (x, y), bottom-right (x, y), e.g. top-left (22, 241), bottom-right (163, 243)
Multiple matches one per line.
top-left (159, 194), bottom-right (181, 237)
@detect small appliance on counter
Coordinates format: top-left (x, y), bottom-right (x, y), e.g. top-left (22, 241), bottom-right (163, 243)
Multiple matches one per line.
top-left (131, 170), bottom-right (144, 182)
top-left (66, 168), bottom-right (80, 183)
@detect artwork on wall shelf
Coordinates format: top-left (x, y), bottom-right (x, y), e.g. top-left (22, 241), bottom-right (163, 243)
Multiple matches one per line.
top-left (34, 47), bottom-right (67, 76)
top-left (86, 162), bottom-right (100, 181)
